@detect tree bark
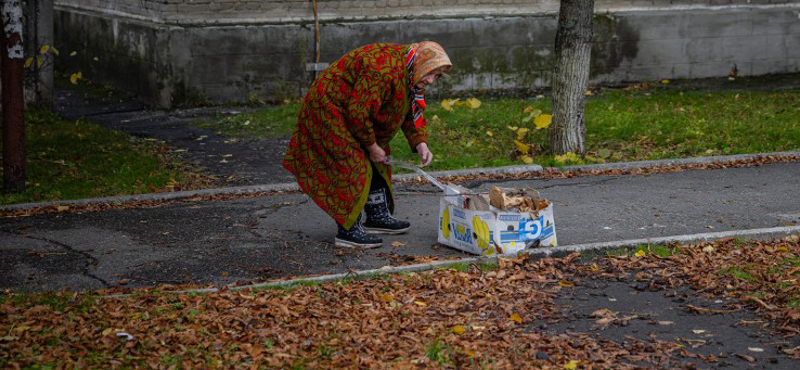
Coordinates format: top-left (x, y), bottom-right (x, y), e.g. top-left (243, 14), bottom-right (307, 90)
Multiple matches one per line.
top-left (2, 0), bottom-right (26, 193)
top-left (549, 0), bottom-right (594, 156)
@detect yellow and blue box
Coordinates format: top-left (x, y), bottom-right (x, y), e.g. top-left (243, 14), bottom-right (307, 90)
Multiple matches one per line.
top-left (437, 185), bottom-right (557, 255)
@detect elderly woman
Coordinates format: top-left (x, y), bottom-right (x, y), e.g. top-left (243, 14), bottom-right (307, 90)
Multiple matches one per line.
top-left (283, 41), bottom-right (452, 248)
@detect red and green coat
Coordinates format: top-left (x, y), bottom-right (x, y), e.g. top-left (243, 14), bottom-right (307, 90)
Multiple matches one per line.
top-left (283, 43), bottom-right (428, 229)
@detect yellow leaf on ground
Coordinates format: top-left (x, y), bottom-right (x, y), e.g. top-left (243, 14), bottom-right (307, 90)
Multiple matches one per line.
top-left (558, 280), bottom-right (574, 287)
top-left (515, 128), bottom-right (529, 140)
top-left (441, 99), bottom-right (459, 111)
top-left (69, 73), bottom-right (80, 84)
top-left (93, 56), bottom-right (99, 61)
top-left (380, 294), bottom-right (394, 303)
top-left (485, 130), bottom-right (493, 137)
top-left (523, 106), bottom-right (534, 114)
top-left (70, 51), bottom-right (77, 56)
top-left (513, 140), bottom-right (530, 154)
top-left (585, 90), bottom-right (593, 96)
top-left (563, 360), bottom-right (581, 369)
top-left (413, 301), bottom-right (427, 306)
top-left (509, 313), bottom-right (522, 323)
top-left (102, 328), bottom-right (113, 336)
top-left (507, 125), bottom-right (518, 131)
top-left (56, 206), bottom-right (69, 212)
top-left (661, 79), bottom-right (670, 84)
top-left (520, 155), bottom-right (534, 164)
top-left (452, 325), bottom-right (466, 335)
top-left (465, 97), bottom-right (482, 109)
top-left (534, 114), bottom-right (552, 129)
top-left (635, 250), bottom-right (646, 257)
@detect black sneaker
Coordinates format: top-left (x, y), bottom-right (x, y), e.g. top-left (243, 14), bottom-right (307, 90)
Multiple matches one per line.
top-left (335, 213), bottom-right (383, 249)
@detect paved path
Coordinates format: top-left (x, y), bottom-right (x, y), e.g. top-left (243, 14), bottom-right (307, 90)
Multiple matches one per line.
top-left (2, 161), bottom-right (798, 292)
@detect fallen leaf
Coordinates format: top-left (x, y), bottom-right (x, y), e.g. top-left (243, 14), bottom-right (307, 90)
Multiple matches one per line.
top-left (391, 242), bottom-right (406, 247)
top-left (692, 329), bottom-right (706, 334)
top-left (558, 280), bottom-right (574, 287)
top-left (452, 325), bottom-right (466, 335)
top-left (781, 346), bottom-right (800, 356)
top-left (509, 313), bottom-right (522, 323)
top-left (635, 250), bottom-right (646, 257)
top-left (702, 245), bottom-right (715, 253)
top-left (520, 155), bottom-right (534, 164)
top-left (465, 98), bottom-right (481, 109)
top-left (563, 360), bottom-right (581, 369)
top-left (533, 114), bottom-right (552, 129)
top-left (441, 99), bottom-right (459, 111)
top-left (736, 354), bottom-right (755, 362)
top-left (413, 301), bottom-right (427, 306)
top-left (56, 206), bottom-right (69, 212)
top-left (514, 140), bottom-right (530, 154)
top-left (661, 79), bottom-right (670, 84)
top-left (486, 130), bottom-right (493, 137)
top-left (380, 294), bottom-right (394, 303)
top-left (658, 321), bottom-right (674, 326)
top-left (747, 347), bottom-right (764, 352)
top-left (516, 128), bottom-right (529, 140)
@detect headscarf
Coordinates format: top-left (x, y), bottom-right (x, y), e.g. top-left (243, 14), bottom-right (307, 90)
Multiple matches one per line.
top-left (405, 41), bottom-right (452, 129)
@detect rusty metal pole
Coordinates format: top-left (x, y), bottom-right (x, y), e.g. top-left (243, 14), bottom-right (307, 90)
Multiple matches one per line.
top-left (2, 0), bottom-right (27, 193)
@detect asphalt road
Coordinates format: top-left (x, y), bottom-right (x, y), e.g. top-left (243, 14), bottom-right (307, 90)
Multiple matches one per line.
top-left (1, 161), bottom-right (798, 292)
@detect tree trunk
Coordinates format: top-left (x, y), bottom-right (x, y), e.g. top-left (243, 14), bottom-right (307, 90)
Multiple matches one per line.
top-left (2, 0), bottom-right (26, 193)
top-left (549, 0), bottom-right (594, 156)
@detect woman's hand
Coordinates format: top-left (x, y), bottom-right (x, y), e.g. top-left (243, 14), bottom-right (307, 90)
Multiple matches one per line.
top-left (368, 143), bottom-right (387, 164)
top-left (416, 142), bottom-right (433, 167)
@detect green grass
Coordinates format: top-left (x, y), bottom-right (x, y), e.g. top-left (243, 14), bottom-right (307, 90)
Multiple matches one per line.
top-left (0, 110), bottom-right (205, 204)
top-left (193, 87), bottom-right (800, 170)
top-left (719, 266), bottom-right (758, 283)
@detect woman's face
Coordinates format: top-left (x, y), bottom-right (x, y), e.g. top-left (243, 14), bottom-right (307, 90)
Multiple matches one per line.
top-left (416, 67), bottom-right (448, 89)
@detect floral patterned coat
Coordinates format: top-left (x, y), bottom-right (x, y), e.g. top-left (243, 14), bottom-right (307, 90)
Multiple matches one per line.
top-left (283, 43), bottom-right (428, 229)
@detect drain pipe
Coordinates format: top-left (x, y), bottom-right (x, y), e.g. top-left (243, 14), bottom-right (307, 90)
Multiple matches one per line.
top-left (313, 0), bottom-right (320, 64)
top-left (306, 0), bottom-right (328, 82)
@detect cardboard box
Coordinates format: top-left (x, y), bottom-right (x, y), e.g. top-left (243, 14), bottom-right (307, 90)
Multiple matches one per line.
top-left (437, 184), bottom-right (557, 255)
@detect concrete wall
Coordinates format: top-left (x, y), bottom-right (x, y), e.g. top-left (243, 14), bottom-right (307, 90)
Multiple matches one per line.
top-left (53, 1), bottom-right (800, 107)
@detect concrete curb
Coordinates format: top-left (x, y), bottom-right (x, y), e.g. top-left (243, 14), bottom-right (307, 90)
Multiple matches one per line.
top-left (5, 151), bottom-right (800, 211)
top-left (104, 225), bottom-right (800, 298)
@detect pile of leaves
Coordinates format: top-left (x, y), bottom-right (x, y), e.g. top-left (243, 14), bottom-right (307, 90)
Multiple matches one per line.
top-left (580, 236), bottom-right (800, 337)
top-left (3, 237), bottom-right (800, 368)
top-left (2, 258), bottom-right (691, 369)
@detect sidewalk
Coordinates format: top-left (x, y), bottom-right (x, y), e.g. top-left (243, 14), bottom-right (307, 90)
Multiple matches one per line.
top-left (2, 158), bottom-right (798, 292)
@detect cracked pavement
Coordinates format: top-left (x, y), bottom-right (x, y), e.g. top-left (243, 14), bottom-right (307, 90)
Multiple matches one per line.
top-left (1, 161), bottom-right (799, 292)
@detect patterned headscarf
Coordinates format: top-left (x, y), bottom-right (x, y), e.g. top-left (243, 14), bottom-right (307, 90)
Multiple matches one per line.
top-left (405, 41), bottom-right (452, 129)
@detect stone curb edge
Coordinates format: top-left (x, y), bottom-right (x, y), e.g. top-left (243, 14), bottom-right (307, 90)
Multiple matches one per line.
top-left (5, 150), bottom-right (800, 211)
top-left (104, 225), bottom-right (800, 298)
